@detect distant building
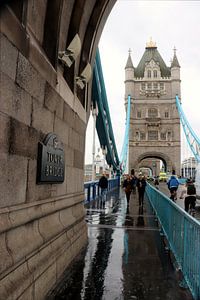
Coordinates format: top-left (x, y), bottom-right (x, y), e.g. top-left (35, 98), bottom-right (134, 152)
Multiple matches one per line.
top-left (181, 157), bottom-right (197, 178)
top-left (84, 150), bottom-right (109, 181)
top-left (125, 39), bottom-right (181, 175)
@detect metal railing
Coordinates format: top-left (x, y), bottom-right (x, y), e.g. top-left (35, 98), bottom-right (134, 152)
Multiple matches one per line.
top-left (84, 177), bottom-right (120, 203)
top-left (146, 184), bottom-right (200, 300)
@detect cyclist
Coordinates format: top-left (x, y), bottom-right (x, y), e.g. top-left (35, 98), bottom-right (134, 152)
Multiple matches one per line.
top-left (185, 179), bottom-right (196, 216)
top-left (167, 170), bottom-right (179, 201)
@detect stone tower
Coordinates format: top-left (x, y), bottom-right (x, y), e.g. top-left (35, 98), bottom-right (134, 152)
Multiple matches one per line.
top-left (125, 40), bottom-right (181, 175)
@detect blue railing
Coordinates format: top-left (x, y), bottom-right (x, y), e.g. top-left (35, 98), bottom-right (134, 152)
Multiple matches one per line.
top-left (84, 177), bottom-right (120, 203)
top-left (146, 184), bottom-right (200, 300)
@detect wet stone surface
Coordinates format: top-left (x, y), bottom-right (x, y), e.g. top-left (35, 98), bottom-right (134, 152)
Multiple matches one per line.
top-left (50, 188), bottom-right (193, 300)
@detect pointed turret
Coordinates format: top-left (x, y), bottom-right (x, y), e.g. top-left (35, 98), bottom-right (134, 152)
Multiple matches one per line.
top-left (125, 49), bottom-right (134, 69)
top-left (125, 49), bottom-right (134, 98)
top-left (171, 47), bottom-right (180, 68)
top-left (171, 47), bottom-right (181, 97)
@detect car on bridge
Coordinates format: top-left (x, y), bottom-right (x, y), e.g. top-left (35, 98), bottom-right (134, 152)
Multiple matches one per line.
top-left (159, 172), bottom-right (168, 182)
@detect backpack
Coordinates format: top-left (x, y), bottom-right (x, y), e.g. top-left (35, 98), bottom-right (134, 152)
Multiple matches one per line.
top-left (168, 176), bottom-right (179, 189)
top-left (187, 184), bottom-right (196, 195)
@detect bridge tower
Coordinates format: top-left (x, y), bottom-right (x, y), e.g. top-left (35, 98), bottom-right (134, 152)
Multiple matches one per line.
top-left (125, 40), bottom-right (181, 175)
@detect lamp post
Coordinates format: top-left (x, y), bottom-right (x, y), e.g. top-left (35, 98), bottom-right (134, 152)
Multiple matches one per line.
top-left (102, 146), bottom-right (107, 172)
top-left (92, 103), bottom-right (98, 181)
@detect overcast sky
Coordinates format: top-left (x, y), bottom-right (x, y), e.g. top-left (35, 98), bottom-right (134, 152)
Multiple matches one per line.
top-left (85, 0), bottom-right (200, 164)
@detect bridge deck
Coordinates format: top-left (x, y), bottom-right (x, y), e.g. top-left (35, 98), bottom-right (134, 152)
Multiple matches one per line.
top-left (50, 188), bottom-right (193, 299)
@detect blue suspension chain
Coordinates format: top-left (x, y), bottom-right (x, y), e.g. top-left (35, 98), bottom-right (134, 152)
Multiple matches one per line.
top-left (120, 95), bottom-right (131, 173)
top-left (175, 95), bottom-right (200, 163)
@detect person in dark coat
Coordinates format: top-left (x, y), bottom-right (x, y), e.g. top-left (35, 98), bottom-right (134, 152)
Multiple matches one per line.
top-left (136, 173), bottom-right (147, 206)
top-left (123, 174), bottom-right (133, 206)
top-left (99, 173), bottom-right (108, 199)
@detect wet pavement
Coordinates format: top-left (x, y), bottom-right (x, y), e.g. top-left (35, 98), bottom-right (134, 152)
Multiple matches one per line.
top-left (50, 188), bottom-right (194, 300)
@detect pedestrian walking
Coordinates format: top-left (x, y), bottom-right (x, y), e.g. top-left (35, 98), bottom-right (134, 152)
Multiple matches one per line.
top-left (123, 174), bottom-right (133, 206)
top-left (184, 179), bottom-right (196, 215)
top-left (99, 173), bottom-right (108, 201)
top-left (167, 170), bottom-right (179, 201)
top-left (154, 176), bottom-right (159, 190)
top-left (136, 173), bottom-right (147, 206)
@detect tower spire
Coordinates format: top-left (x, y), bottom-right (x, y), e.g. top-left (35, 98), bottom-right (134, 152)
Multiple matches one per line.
top-left (125, 48), bottom-right (134, 69)
top-left (171, 46), bottom-right (180, 68)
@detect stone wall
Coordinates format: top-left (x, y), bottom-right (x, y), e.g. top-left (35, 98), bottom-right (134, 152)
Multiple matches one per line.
top-left (0, 14), bottom-right (87, 300)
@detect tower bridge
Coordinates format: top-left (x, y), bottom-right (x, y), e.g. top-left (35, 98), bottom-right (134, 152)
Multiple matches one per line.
top-left (0, 1), bottom-right (200, 300)
top-left (125, 40), bottom-right (181, 175)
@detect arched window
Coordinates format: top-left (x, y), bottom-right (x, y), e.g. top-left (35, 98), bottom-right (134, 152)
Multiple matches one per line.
top-left (148, 108), bottom-right (158, 118)
top-left (153, 70), bottom-right (157, 78)
top-left (147, 70), bottom-right (151, 78)
top-left (137, 111), bottom-right (141, 118)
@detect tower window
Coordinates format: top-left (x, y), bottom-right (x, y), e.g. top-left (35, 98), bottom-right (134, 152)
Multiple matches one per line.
top-left (153, 83), bottom-right (158, 90)
top-left (140, 132), bottom-right (146, 140)
top-left (160, 83), bottom-right (164, 90)
top-left (147, 83), bottom-right (152, 90)
top-left (161, 132), bottom-right (166, 140)
top-left (148, 131), bottom-right (158, 140)
top-left (136, 131), bottom-right (140, 141)
top-left (137, 111), bottom-right (141, 118)
top-left (165, 111), bottom-right (169, 118)
top-left (153, 70), bottom-right (157, 78)
top-left (148, 70), bottom-right (151, 78)
top-left (148, 108), bottom-right (158, 118)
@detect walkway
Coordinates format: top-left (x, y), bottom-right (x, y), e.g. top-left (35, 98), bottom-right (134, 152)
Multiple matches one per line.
top-left (49, 188), bottom-right (193, 300)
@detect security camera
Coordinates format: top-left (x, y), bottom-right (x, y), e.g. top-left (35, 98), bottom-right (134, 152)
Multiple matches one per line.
top-left (76, 63), bottom-right (92, 89)
top-left (58, 34), bottom-right (81, 67)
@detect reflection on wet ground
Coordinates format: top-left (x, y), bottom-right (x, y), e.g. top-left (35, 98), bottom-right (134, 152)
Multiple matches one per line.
top-left (51, 188), bottom-right (193, 300)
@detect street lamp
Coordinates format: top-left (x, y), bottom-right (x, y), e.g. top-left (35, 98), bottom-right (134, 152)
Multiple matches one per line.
top-left (92, 103), bottom-right (98, 181)
top-left (102, 146), bottom-right (107, 172)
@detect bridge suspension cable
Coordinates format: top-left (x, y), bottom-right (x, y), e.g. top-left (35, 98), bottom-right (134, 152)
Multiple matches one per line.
top-left (120, 95), bottom-right (131, 174)
top-left (175, 95), bottom-right (200, 163)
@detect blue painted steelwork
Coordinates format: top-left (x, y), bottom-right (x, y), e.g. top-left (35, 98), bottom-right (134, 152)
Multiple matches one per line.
top-left (176, 95), bottom-right (200, 163)
top-left (146, 183), bottom-right (200, 300)
top-left (92, 49), bottom-right (120, 172)
top-left (84, 177), bottom-right (119, 203)
top-left (120, 95), bottom-right (131, 174)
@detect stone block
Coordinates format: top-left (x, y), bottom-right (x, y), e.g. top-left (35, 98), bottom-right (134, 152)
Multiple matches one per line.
top-left (18, 285), bottom-right (34, 300)
top-left (0, 261), bottom-right (32, 300)
top-left (34, 262), bottom-right (57, 300)
top-left (59, 207), bottom-right (76, 228)
top-left (16, 53), bottom-right (45, 103)
top-left (0, 33), bottom-right (18, 81)
top-left (7, 220), bottom-right (44, 265)
top-left (0, 72), bottom-right (32, 126)
top-left (27, 242), bottom-right (54, 281)
top-left (0, 211), bottom-right (11, 234)
top-left (74, 149), bottom-right (84, 169)
top-left (38, 212), bottom-right (64, 242)
top-left (9, 118), bottom-right (42, 159)
top-left (44, 82), bottom-right (64, 119)
top-left (63, 102), bottom-right (75, 127)
top-left (74, 114), bottom-right (86, 136)
top-left (26, 0), bottom-right (48, 43)
top-left (54, 117), bottom-right (69, 146)
top-left (32, 98), bottom-right (54, 134)
top-left (0, 153), bottom-right (28, 208)
top-left (0, 113), bottom-right (10, 153)
top-left (26, 159), bottom-right (52, 202)
top-left (0, 233), bottom-right (13, 274)
top-left (64, 145), bottom-right (74, 167)
top-left (65, 166), bottom-right (75, 194)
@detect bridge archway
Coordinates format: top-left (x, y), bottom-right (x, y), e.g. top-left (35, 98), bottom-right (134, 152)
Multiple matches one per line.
top-left (133, 151), bottom-right (174, 174)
